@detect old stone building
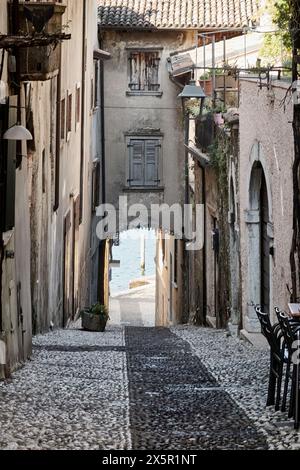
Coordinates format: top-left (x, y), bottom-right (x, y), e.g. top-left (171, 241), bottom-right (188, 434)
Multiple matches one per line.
top-left (98, 1), bottom-right (197, 326)
top-left (28, 0), bottom-right (110, 333)
top-left (238, 77), bottom-right (294, 337)
top-left (0, 0), bottom-right (110, 377)
top-left (0, 0), bottom-right (32, 378)
top-left (187, 72), bottom-right (294, 337)
top-left (98, 0), bottom-right (259, 327)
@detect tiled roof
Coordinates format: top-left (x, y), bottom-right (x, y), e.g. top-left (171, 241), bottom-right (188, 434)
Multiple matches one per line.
top-left (98, 1), bottom-right (259, 30)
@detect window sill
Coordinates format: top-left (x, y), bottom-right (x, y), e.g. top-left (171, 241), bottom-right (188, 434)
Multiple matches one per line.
top-left (126, 91), bottom-right (163, 97)
top-left (123, 186), bottom-right (164, 193)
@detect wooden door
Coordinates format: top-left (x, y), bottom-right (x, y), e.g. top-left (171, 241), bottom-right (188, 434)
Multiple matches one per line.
top-left (260, 175), bottom-right (270, 313)
top-left (63, 211), bottom-right (73, 326)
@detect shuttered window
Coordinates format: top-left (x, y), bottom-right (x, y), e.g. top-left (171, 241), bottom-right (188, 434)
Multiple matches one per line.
top-left (129, 52), bottom-right (160, 92)
top-left (128, 138), bottom-right (161, 187)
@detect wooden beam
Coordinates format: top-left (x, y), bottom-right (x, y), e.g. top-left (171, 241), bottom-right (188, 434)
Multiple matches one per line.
top-left (0, 33), bottom-right (71, 49)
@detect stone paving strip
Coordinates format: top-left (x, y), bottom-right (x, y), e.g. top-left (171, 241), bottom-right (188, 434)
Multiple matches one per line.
top-left (0, 327), bottom-right (131, 450)
top-left (126, 327), bottom-right (267, 450)
top-left (172, 326), bottom-right (300, 450)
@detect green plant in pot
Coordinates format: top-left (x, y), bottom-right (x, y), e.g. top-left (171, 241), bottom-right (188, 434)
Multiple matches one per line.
top-left (199, 72), bottom-right (212, 96)
top-left (81, 303), bottom-right (109, 332)
top-left (212, 102), bottom-right (226, 126)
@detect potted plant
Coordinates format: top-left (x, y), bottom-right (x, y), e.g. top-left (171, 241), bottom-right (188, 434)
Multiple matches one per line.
top-left (212, 102), bottom-right (226, 126)
top-left (199, 72), bottom-right (213, 96)
top-left (81, 303), bottom-right (109, 332)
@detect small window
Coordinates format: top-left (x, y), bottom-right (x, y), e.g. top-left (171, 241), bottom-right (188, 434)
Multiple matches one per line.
top-left (75, 85), bottom-right (81, 127)
top-left (42, 149), bottom-right (46, 194)
top-left (92, 160), bottom-right (100, 212)
top-left (60, 98), bottom-right (65, 140)
top-left (91, 78), bottom-right (94, 111)
top-left (93, 59), bottom-right (100, 108)
top-left (128, 51), bottom-right (160, 92)
top-left (66, 92), bottom-right (72, 137)
top-left (127, 138), bottom-right (161, 187)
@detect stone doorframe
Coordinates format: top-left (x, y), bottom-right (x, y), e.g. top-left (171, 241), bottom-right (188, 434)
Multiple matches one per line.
top-left (244, 141), bottom-right (274, 333)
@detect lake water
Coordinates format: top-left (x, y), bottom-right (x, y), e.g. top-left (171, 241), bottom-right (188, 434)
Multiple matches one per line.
top-left (110, 229), bottom-right (156, 294)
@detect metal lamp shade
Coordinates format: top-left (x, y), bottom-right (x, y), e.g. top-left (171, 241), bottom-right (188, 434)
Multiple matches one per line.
top-left (178, 81), bottom-right (206, 100)
top-left (3, 124), bottom-right (33, 141)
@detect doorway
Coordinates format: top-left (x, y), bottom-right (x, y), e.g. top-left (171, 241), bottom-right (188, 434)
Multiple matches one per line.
top-left (260, 170), bottom-right (270, 313)
top-left (248, 160), bottom-right (271, 317)
top-left (109, 228), bottom-right (156, 327)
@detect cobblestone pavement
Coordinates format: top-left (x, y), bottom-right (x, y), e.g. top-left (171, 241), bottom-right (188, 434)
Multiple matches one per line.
top-left (0, 327), bottom-right (131, 450)
top-left (172, 326), bottom-right (300, 450)
top-left (0, 324), bottom-right (299, 450)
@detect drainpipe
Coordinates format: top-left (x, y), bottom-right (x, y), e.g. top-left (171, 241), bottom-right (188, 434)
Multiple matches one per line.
top-left (100, 58), bottom-right (106, 204)
top-left (0, 50), bottom-right (6, 333)
top-left (98, 34), bottom-right (108, 305)
top-left (53, 42), bottom-right (62, 212)
top-left (79, 0), bottom-right (87, 224)
top-left (202, 165), bottom-right (207, 325)
top-left (0, 116), bottom-right (6, 333)
top-left (183, 107), bottom-right (190, 321)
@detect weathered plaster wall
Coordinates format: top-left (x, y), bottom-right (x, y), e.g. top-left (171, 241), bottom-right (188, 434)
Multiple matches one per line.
top-left (30, 0), bottom-right (102, 332)
top-left (239, 79), bottom-right (294, 332)
top-left (101, 30), bottom-right (195, 213)
top-left (155, 232), bottom-right (184, 326)
top-left (29, 79), bottom-right (58, 332)
top-left (0, 1), bottom-right (32, 376)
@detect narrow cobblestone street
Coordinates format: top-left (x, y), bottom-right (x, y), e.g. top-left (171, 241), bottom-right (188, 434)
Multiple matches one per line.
top-left (1, 324), bottom-right (299, 451)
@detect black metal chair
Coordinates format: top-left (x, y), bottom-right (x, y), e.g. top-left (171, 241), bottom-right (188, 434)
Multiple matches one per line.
top-left (255, 306), bottom-right (285, 409)
top-left (275, 309), bottom-right (295, 413)
top-left (294, 329), bottom-right (300, 430)
top-left (275, 310), bottom-right (300, 427)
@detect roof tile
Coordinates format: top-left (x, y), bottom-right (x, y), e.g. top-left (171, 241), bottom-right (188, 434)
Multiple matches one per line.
top-left (98, 0), bottom-right (259, 30)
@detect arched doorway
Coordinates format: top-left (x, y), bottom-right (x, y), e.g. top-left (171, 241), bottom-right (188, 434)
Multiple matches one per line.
top-left (260, 169), bottom-right (270, 313)
top-left (229, 171), bottom-right (240, 332)
top-left (246, 159), bottom-right (271, 328)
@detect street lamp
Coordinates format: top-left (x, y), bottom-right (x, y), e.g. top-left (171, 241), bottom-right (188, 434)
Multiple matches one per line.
top-left (178, 80), bottom-right (206, 321)
top-left (3, 123), bottom-right (32, 141)
top-left (177, 79), bottom-right (206, 203)
top-left (178, 79), bottom-right (206, 119)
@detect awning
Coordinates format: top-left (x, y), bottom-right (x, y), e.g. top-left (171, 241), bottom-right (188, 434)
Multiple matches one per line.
top-left (93, 49), bottom-right (111, 60)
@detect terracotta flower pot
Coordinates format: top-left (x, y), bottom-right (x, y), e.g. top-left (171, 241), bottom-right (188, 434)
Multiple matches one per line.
top-left (199, 79), bottom-right (213, 96)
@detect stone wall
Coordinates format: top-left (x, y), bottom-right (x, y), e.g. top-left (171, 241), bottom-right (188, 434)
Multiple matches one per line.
top-left (239, 79), bottom-right (294, 332)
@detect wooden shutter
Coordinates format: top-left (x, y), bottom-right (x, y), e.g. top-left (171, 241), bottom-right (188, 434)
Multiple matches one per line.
top-left (130, 140), bottom-right (144, 186)
top-left (129, 53), bottom-right (140, 91)
top-left (146, 53), bottom-right (160, 91)
top-left (145, 140), bottom-right (159, 186)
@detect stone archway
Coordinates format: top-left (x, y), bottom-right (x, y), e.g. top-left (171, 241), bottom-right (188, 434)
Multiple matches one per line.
top-left (244, 143), bottom-right (273, 332)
